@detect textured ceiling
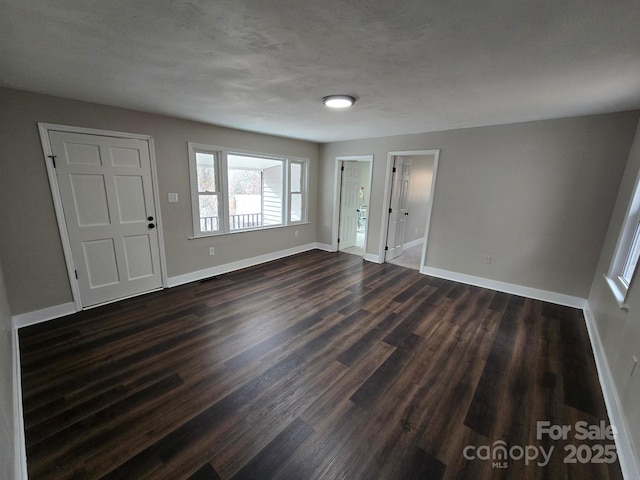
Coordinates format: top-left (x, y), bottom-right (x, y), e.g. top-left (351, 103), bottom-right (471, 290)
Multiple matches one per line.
top-left (1, 0), bottom-right (640, 142)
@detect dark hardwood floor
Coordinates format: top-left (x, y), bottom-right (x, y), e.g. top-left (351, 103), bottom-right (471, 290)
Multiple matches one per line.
top-left (19, 250), bottom-right (623, 479)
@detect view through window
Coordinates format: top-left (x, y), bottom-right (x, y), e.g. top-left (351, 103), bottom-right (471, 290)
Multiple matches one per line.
top-left (189, 144), bottom-right (308, 236)
top-left (227, 154), bottom-right (283, 230)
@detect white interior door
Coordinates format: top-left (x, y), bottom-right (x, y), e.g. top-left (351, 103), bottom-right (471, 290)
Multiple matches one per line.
top-left (49, 131), bottom-right (163, 308)
top-left (339, 161), bottom-right (361, 250)
top-left (385, 156), bottom-right (412, 261)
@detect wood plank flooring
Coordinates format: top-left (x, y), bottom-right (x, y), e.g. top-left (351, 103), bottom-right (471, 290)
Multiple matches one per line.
top-left (19, 250), bottom-right (623, 479)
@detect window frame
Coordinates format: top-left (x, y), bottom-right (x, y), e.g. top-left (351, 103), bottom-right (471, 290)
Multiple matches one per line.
top-left (605, 170), bottom-right (640, 311)
top-left (188, 144), bottom-right (223, 235)
top-left (289, 159), bottom-right (308, 224)
top-left (188, 142), bottom-right (309, 237)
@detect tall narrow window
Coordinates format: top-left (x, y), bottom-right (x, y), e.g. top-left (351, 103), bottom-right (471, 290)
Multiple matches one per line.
top-left (621, 219), bottom-right (640, 287)
top-left (190, 148), bottom-right (221, 234)
top-left (290, 161), bottom-right (305, 223)
top-left (606, 170), bottom-right (640, 310)
top-left (188, 143), bottom-right (307, 236)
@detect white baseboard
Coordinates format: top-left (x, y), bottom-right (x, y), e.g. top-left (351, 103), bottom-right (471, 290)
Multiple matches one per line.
top-left (315, 241), bottom-right (379, 263)
top-left (12, 327), bottom-right (27, 480)
top-left (11, 302), bottom-right (76, 329)
top-left (364, 253), bottom-right (382, 263)
top-left (421, 266), bottom-right (586, 309)
top-left (403, 237), bottom-right (424, 250)
top-left (167, 243), bottom-right (321, 287)
top-left (315, 242), bottom-right (334, 252)
top-left (583, 306), bottom-right (640, 480)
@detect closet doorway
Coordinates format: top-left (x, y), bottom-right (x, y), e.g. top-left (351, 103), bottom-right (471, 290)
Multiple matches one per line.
top-left (334, 155), bottom-right (373, 258)
top-left (382, 150), bottom-right (440, 271)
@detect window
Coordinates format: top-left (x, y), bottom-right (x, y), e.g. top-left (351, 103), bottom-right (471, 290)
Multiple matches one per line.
top-left (606, 170), bottom-right (640, 310)
top-left (188, 143), bottom-right (308, 236)
top-left (191, 150), bottom-right (221, 233)
top-left (290, 161), bottom-right (305, 223)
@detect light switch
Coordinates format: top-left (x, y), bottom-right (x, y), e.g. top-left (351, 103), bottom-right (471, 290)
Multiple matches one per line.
top-left (168, 193), bottom-right (178, 203)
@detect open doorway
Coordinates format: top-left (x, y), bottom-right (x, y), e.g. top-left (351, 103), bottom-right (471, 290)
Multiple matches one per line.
top-left (334, 155), bottom-right (373, 258)
top-left (382, 150), bottom-right (439, 271)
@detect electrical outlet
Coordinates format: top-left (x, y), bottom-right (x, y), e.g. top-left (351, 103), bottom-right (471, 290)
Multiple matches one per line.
top-left (484, 255), bottom-right (492, 264)
top-left (209, 247), bottom-right (215, 256)
top-left (295, 230), bottom-right (299, 238)
top-left (631, 356), bottom-right (638, 377)
top-left (168, 193), bottom-right (178, 203)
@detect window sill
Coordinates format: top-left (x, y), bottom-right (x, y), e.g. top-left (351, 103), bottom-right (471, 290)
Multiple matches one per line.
top-left (603, 274), bottom-right (630, 311)
top-left (188, 222), bottom-right (311, 240)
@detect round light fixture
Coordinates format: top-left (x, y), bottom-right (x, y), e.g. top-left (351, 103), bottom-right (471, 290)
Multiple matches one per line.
top-left (322, 95), bottom-right (356, 109)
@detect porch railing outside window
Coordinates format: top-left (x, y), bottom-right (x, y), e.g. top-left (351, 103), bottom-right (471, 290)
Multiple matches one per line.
top-left (200, 216), bottom-right (219, 232)
top-left (200, 213), bottom-right (263, 232)
top-left (230, 213), bottom-right (263, 230)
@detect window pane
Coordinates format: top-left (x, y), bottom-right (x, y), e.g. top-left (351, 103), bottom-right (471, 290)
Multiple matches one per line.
top-left (199, 195), bottom-right (219, 232)
top-left (227, 154), bottom-right (283, 230)
top-left (622, 220), bottom-right (640, 284)
top-left (291, 193), bottom-right (302, 222)
top-left (228, 168), bottom-right (262, 230)
top-left (196, 152), bottom-right (216, 192)
top-left (291, 162), bottom-right (302, 192)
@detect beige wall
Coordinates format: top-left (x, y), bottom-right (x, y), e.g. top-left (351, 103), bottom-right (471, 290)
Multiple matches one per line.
top-left (404, 155), bottom-right (434, 244)
top-left (0, 259), bottom-right (15, 479)
top-left (319, 112), bottom-right (640, 298)
top-left (0, 88), bottom-right (319, 315)
top-left (587, 119), bottom-right (640, 463)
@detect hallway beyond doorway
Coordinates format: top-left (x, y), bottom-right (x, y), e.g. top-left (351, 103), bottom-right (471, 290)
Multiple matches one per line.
top-left (386, 242), bottom-right (423, 270)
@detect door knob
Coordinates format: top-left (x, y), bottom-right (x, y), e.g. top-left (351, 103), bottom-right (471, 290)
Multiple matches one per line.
top-left (148, 223), bottom-right (155, 229)
top-left (148, 216), bottom-right (154, 221)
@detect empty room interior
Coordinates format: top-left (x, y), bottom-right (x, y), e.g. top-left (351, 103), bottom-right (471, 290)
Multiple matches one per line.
top-left (1, 1), bottom-right (640, 479)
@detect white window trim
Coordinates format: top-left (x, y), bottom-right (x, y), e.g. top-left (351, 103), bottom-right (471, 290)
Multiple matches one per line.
top-left (289, 159), bottom-right (308, 225)
top-left (188, 142), bottom-right (309, 238)
top-left (605, 169), bottom-right (640, 311)
top-left (188, 143), bottom-right (224, 236)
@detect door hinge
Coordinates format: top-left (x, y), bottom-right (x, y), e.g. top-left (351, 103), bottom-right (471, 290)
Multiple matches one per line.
top-left (392, 167), bottom-right (396, 173)
top-left (337, 238), bottom-right (340, 243)
top-left (48, 155), bottom-right (57, 168)
top-left (341, 165), bottom-right (344, 171)
top-left (74, 270), bottom-right (78, 279)
top-left (389, 208), bottom-right (392, 214)
top-left (385, 246), bottom-right (389, 251)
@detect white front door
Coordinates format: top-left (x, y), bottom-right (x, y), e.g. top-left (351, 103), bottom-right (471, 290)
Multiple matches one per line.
top-left (49, 131), bottom-right (163, 308)
top-left (385, 156), bottom-right (412, 261)
top-left (339, 161), bottom-right (361, 250)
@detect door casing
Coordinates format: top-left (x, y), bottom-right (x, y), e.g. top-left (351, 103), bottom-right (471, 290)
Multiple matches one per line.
top-left (332, 155), bottom-right (373, 256)
top-left (338, 161), bottom-right (364, 250)
top-left (38, 123), bottom-right (168, 311)
top-left (379, 149), bottom-right (440, 272)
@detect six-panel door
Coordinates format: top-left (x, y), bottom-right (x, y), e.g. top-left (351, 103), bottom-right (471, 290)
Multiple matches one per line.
top-left (49, 131), bottom-right (162, 308)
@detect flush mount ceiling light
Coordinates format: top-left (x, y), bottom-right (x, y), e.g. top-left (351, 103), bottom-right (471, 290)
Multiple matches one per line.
top-left (322, 95), bottom-right (356, 108)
